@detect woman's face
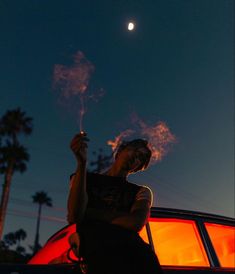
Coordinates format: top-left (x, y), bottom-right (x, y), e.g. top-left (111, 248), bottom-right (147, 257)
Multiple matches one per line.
top-left (116, 145), bottom-right (149, 173)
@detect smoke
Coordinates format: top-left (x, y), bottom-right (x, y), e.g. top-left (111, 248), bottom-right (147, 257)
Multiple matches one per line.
top-left (107, 114), bottom-right (176, 164)
top-left (138, 119), bottom-right (177, 162)
top-left (53, 51), bottom-right (101, 131)
top-left (107, 129), bottom-right (134, 151)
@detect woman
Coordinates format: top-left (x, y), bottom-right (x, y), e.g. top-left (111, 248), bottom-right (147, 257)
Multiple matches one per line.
top-left (67, 132), bottom-right (162, 274)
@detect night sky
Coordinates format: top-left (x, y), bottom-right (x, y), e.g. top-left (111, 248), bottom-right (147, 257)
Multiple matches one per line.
top-left (0, 0), bottom-right (234, 251)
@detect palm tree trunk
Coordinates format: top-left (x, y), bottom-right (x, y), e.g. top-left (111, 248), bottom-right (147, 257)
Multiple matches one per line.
top-left (0, 163), bottom-right (14, 240)
top-left (33, 204), bottom-right (42, 254)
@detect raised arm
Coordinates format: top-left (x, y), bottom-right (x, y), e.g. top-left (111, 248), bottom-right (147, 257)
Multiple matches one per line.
top-left (67, 133), bottom-right (89, 225)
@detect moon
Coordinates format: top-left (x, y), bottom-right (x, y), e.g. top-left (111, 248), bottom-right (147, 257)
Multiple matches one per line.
top-left (127, 22), bottom-right (135, 31)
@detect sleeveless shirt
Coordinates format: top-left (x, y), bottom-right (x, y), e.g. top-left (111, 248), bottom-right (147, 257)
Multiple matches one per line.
top-left (86, 172), bottom-right (141, 213)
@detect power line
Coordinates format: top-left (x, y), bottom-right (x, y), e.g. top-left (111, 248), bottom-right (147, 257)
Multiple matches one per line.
top-left (10, 173), bottom-right (219, 213)
top-left (10, 183), bottom-right (68, 194)
top-left (7, 209), bottom-right (66, 224)
top-left (9, 197), bottom-right (66, 212)
top-left (140, 172), bottom-right (220, 212)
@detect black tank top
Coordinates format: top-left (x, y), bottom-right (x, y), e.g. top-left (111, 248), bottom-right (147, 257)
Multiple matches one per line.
top-left (86, 172), bottom-right (141, 213)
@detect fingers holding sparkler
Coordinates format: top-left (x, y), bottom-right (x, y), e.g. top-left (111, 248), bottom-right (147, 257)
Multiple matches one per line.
top-left (70, 131), bottom-right (89, 165)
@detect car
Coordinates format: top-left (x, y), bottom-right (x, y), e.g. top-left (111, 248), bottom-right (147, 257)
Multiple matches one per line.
top-left (0, 207), bottom-right (234, 274)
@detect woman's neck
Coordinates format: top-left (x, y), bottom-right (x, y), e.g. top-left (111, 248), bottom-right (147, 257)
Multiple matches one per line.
top-left (104, 164), bottom-right (129, 178)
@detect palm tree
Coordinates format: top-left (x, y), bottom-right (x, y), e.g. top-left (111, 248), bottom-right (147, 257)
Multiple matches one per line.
top-left (0, 142), bottom-right (29, 239)
top-left (0, 108), bottom-right (33, 239)
top-left (3, 228), bottom-right (27, 251)
top-left (0, 108), bottom-right (32, 144)
top-left (32, 191), bottom-right (52, 254)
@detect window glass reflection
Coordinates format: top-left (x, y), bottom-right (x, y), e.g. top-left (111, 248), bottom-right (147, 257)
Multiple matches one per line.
top-left (205, 223), bottom-right (235, 268)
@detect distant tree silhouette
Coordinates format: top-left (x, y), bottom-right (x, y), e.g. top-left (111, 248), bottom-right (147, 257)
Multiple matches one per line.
top-left (89, 148), bottom-right (113, 173)
top-left (0, 108), bottom-right (32, 143)
top-left (3, 231), bottom-right (17, 247)
top-left (0, 108), bottom-right (33, 239)
top-left (0, 228), bottom-right (28, 263)
top-left (3, 228), bottom-right (27, 255)
top-left (15, 229), bottom-right (27, 255)
top-left (32, 191), bottom-right (52, 254)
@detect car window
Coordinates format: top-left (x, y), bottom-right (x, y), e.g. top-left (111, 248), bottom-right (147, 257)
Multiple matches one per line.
top-left (205, 223), bottom-right (235, 268)
top-left (141, 218), bottom-right (210, 267)
top-left (139, 225), bottom-right (150, 244)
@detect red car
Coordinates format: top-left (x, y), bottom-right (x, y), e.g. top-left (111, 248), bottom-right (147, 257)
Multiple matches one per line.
top-left (1, 207), bottom-right (234, 273)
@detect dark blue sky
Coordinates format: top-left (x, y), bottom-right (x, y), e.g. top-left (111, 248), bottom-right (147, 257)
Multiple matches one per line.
top-left (0, 0), bottom-right (234, 250)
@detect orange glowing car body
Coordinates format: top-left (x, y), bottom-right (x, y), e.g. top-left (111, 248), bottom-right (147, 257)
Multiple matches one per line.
top-left (1, 207), bottom-right (234, 274)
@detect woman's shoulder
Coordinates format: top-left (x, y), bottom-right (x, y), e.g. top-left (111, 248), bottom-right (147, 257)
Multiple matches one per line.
top-left (135, 185), bottom-right (153, 206)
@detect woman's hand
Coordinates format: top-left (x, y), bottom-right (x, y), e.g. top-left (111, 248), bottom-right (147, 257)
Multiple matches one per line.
top-left (70, 132), bottom-right (89, 166)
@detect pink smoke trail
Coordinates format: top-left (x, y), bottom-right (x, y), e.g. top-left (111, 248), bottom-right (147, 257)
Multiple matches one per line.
top-left (53, 51), bottom-right (95, 131)
top-left (107, 114), bottom-right (176, 164)
top-left (138, 119), bottom-right (177, 162)
top-left (107, 129), bottom-right (134, 152)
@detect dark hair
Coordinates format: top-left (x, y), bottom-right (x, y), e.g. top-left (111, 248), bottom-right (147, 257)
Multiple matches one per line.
top-left (115, 139), bottom-right (152, 172)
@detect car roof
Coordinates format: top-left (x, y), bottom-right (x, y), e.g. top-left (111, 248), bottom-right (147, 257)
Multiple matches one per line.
top-left (150, 207), bottom-right (235, 223)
